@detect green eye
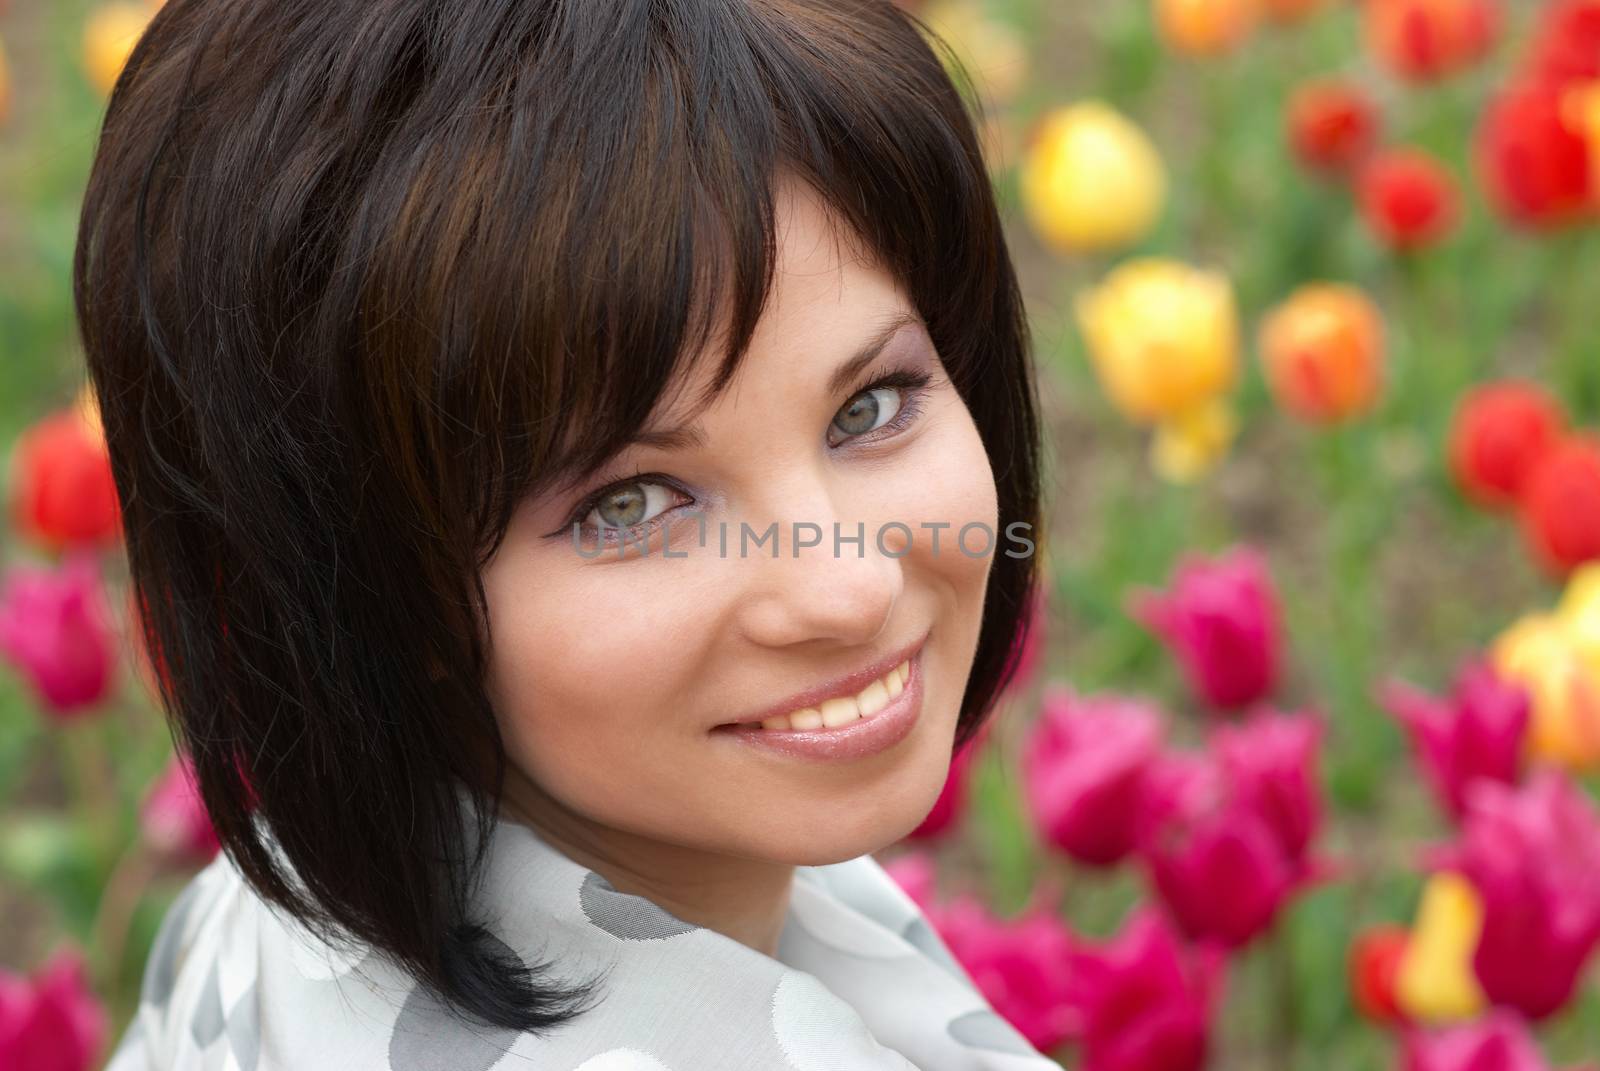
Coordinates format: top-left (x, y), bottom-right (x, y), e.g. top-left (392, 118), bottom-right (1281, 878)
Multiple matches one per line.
top-left (832, 386), bottom-right (904, 438)
top-left (584, 480), bottom-right (676, 532)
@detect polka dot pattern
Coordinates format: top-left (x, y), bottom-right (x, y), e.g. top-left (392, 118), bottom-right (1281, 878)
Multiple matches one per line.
top-left (102, 792), bottom-right (1067, 1069)
top-left (580, 870), bottom-right (701, 941)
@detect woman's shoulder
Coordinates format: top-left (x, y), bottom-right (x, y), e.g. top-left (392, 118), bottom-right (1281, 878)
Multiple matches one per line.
top-left (103, 834), bottom-right (943, 1071)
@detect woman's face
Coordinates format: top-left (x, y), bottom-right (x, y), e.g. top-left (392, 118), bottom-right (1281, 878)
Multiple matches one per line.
top-left (481, 176), bottom-right (999, 871)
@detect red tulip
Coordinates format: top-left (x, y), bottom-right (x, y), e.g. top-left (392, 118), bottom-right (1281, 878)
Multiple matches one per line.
top-left (1349, 925), bottom-right (1410, 1025)
top-left (1524, 0), bottom-right (1600, 87)
top-left (1137, 752), bottom-right (1300, 948)
top-left (1021, 686), bottom-right (1166, 866)
top-left (1431, 771), bottom-right (1600, 1019)
top-left (907, 718), bottom-right (992, 840)
top-left (1400, 1008), bottom-right (1577, 1071)
top-left (0, 946), bottom-right (107, 1071)
top-left (1475, 81), bottom-right (1594, 230)
top-left (1211, 709), bottom-right (1324, 868)
top-left (1379, 658), bottom-right (1531, 821)
top-left (1448, 380), bottom-right (1568, 509)
top-left (1130, 545), bottom-right (1283, 713)
top-left (7, 407), bottom-right (122, 552)
top-left (141, 753), bottom-right (222, 866)
top-left (1358, 147), bottom-right (1460, 250)
top-left (0, 551), bottom-right (119, 719)
top-left (1364, 0), bottom-right (1501, 83)
top-left (1286, 79), bottom-right (1381, 176)
top-left (1519, 434), bottom-right (1600, 576)
top-left (1065, 906), bottom-right (1223, 1071)
top-left (934, 890), bottom-right (1081, 1052)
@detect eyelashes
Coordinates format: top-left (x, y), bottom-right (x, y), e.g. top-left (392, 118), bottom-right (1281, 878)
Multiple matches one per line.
top-left (551, 362), bottom-right (937, 543)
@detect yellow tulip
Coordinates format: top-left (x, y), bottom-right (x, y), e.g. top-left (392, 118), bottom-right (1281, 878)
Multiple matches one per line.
top-left (920, 0), bottom-right (1030, 106)
top-left (83, 2), bottom-right (153, 96)
top-left (1151, 396), bottom-right (1239, 483)
top-left (1492, 612), bottom-right (1600, 771)
top-left (1021, 102), bottom-right (1167, 254)
top-left (1394, 872), bottom-right (1487, 1025)
top-left (1074, 257), bottom-right (1239, 426)
top-left (1559, 562), bottom-right (1600, 661)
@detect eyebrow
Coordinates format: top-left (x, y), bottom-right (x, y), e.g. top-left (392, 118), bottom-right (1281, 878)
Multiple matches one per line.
top-left (624, 309), bottom-right (925, 453)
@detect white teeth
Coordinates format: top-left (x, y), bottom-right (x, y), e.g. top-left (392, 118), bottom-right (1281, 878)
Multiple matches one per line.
top-left (749, 659), bottom-right (911, 732)
top-left (819, 697), bottom-right (860, 728)
top-left (856, 680), bottom-right (889, 717)
top-left (790, 708), bottom-right (823, 730)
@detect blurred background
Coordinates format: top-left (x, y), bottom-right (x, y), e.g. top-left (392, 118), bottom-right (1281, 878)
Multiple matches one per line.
top-left (3, 0), bottom-right (1599, 1068)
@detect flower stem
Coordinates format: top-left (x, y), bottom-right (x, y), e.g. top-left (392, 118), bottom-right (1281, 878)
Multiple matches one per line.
top-left (88, 841), bottom-right (157, 995)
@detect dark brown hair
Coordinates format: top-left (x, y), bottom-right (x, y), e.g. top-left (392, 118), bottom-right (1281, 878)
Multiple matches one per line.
top-left (74, 0), bottom-right (1042, 1035)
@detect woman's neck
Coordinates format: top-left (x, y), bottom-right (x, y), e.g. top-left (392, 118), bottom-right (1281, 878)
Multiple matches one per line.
top-left (496, 773), bottom-right (797, 959)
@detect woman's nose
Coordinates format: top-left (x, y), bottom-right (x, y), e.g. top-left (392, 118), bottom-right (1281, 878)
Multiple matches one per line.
top-left (727, 480), bottom-right (906, 650)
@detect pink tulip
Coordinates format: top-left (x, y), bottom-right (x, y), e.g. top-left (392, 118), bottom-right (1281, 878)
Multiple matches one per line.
top-left (1400, 1009), bottom-right (1579, 1071)
top-left (907, 721), bottom-right (990, 841)
top-left (141, 753), bottom-right (222, 866)
top-left (880, 849), bottom-right (939, 910)
top-left (0, 946), bottom-right (107, 1071)
top-left (1431, 771), bottom-right (1600, 1019)
top-left (1021, 686), bottom-right (1165, 866)
top-left (0, 551), bottom-right (119, 718)
top-left (1002, 584), bottom-right (1049, 695)
top-left (1379, 658), bottom-right (1530, 821)
top-left (934, 890), bottom-right (1081, 1052)
top-left (1211, 709), bottom-right (1324, 868)
top-left (1066, 906), bottom-right (1223, 1071)
top-left (1130, 546), bottom-right (1282, 712)
top-left (1137, 752), bottom-right (1299, 948)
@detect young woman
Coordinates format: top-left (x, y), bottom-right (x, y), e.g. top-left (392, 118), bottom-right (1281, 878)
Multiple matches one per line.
top-left (76, 0), bottom-right (1053, 1066)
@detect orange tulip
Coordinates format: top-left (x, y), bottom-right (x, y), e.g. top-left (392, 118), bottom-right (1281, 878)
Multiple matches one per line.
top-left (83, 2), bottom-right (154, 96)
top-left (1258, 283), bottom-right (1386, 424)
top-left (1155, 0), bottom-right (1259, 56)
top-left (1365, 0), bottom-right (1501, 83)
top-left (0, 34), bottom-right (11, 129)
top-left (1263, 0), bottom-right (1332, 22)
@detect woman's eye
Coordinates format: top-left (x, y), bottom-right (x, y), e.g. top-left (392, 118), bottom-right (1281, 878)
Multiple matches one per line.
top-left (830, 386), bottom-right (905, 441)
top-left (582, 480), bottom-right (679, 533)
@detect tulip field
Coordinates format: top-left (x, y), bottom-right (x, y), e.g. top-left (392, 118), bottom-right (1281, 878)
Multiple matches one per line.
top-left (4, 0), bottom-right (1600, 1068)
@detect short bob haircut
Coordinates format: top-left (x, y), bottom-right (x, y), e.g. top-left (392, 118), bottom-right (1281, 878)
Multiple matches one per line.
top-left (74, 0), bottom-right (1043, 1036)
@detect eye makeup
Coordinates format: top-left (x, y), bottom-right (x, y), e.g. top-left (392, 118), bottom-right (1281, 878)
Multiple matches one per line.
top-left (542, 359), bottom-right (938, 547)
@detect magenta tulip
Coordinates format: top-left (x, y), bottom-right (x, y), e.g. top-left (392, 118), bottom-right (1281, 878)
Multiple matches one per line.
top-left (141, 753), bottom-right (222, 867)
top-left (1002, 584), bottom-right (1048, 695)
top-left (1130, 546), bottom-right (1282, 712)
top-left (0, 946), bottom-right (107, 1071)
top-left (1022, 686), bottom-right (1166, 866)
top-left (1380, 658), bottom-right (1531, 821)
top-left (1400, 1009), bottom-right (1575, 1071)
top-left (880, 849), bottom-right (938, 910)
top-left (1211, 709), bottom-right (1324, 868)
top-left (1431, 771), bottom-right (1600, 1020)
top-left (1066, 906), bottom-right (1223, 1071)
top-left (0, 551), bottom-right (119, 718)
top-left (907, 722), bottom-right (990, 841)
top-left (1138, 752), bottom-right (1299, 948)
top-left (934, 891), bottom-right (1081, 1052)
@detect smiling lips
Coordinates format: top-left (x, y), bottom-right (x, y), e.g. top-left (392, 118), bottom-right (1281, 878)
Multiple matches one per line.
top-left (749, 658), bottom-right (912, 732)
